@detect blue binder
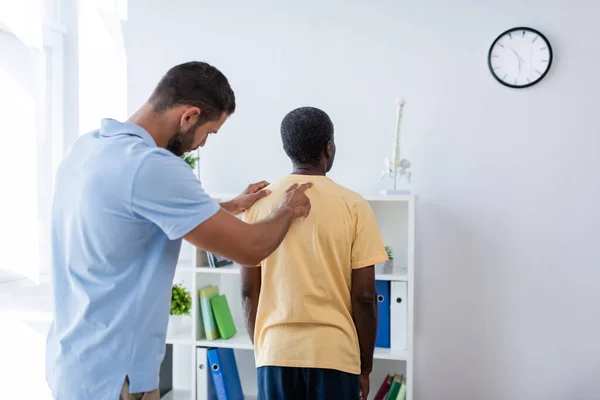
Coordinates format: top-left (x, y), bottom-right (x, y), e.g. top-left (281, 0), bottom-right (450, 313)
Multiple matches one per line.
top-left (207, 348), bottom-right (244, 400)
top-left (376, 280), bottom-right (391, 348)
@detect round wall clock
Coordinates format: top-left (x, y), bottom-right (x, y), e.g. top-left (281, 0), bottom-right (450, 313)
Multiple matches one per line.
top-left (488, 27), bottom-right (553, 89)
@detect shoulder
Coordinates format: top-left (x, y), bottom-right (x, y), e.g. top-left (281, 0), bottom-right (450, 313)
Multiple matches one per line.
top-left (325, 180), bottom-right (369, 210)
top-left (135, 148), bottom-right (192, 179)
top-left (243, 179), bottom-right (291, 222)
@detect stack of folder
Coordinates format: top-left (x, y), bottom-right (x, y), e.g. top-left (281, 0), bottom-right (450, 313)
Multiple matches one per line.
top-left (196, 347), bottom-right (244, 400)
top-left (375, 280), bottom-right (407, 350)
top-left (374, 374), bottom-right (407, 400)
top-left (198, 285), bottom-right (237, 340)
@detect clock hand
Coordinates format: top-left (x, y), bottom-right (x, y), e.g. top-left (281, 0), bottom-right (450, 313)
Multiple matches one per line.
top-left (511, 48), bottom-right (524, 62)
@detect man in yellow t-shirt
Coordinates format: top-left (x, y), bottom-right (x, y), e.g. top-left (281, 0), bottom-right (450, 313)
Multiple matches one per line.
top-left (241, 107), bottom-right (388, 400)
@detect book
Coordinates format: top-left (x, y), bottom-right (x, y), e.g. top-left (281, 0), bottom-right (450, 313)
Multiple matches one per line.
top-left (196, 347), bottom-right (217, 400)
top-left (207, 252), bottom-right (234, 268)
top-left (197, 292), bottom-right (206, 340)
top-left (199, 285), bottom-right (220, 340)
top-left (376, 280), bottom-right (391, 348)
top-left (385, 375), bottom-right (403, 400)
top-left (395, 379), bottom-right (407, 400)
top-left (374, 375), bottom-right (392, 400)
top-left (210, 294), bottom-right (237, 340)
top-left (207, 348), bottom-right (244, 400)
top-left (390, 281), bottom-right (407, 350)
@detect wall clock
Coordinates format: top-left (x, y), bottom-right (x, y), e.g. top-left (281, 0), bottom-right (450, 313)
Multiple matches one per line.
top-left (488, 27), bottom-right (553, 89)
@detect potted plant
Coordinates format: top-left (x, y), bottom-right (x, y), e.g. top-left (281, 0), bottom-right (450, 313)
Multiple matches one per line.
top-left (167, 283), bottom-right (192, 337)
top-left (385, 245), bottom-right (394, 261)
top-left (181, 152), bottom-right (198, 170)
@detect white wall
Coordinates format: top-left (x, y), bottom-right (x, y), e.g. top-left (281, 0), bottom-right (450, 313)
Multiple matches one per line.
top-left (125, 1), bottom-right (600, 399)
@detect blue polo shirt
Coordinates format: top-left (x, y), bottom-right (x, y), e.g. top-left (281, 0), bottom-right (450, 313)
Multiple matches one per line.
top-left (45, 119), bottom-right (220, 399)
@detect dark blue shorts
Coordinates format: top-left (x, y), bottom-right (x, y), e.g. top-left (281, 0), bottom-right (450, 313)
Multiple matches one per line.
top-left (257, 366), bottom-right (360, 400)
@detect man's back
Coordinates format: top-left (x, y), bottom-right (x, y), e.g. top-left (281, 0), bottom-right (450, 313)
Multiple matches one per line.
top-left (244, 174), bottom-right (388, 375)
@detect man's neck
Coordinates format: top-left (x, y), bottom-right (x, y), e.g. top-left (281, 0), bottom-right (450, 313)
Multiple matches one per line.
top-left (127, 104), bottom-right (175, 149)
top-left (291, 164), bottom-right (327, 176)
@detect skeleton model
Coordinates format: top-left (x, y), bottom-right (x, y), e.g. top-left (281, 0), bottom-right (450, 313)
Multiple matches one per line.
top-left (381, 98), bottom-right (411, 191)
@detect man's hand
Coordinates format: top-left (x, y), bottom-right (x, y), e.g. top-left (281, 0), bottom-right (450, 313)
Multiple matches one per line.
top-left (359, 373), bottom-right (370, 400)
top-left (278, 183), bottom-right (312, 219)
top-left (221, 181), bottom-right (271, 215)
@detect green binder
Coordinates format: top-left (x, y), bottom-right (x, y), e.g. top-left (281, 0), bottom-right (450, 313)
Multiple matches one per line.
top-left (199, 285), bottom-right (220, 340)
top-left (210, 294), bottom-right (237, 340)
top-left (385, 375), bottom-right (403, 400)
top-left (395, 381), bottom-right (407, 400)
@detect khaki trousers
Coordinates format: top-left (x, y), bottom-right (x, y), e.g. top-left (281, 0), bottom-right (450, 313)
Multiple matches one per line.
top-left (119, 377), bottom-right (160, 400)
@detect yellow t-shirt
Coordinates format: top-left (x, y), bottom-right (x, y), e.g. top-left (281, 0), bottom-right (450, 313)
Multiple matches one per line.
top-left (243, 174), bottom-right (388, 375)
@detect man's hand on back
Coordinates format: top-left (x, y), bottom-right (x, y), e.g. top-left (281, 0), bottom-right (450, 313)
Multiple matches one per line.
top-left (278, 183), bottom-right (313, 219)
top-left (221, 181), bottom-right (271, 215)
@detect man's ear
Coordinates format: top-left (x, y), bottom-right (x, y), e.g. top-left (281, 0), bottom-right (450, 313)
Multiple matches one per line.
top-left (179, 106), bottom-right (201, 131)
top-left (325, 140), bottom-right (335, 158)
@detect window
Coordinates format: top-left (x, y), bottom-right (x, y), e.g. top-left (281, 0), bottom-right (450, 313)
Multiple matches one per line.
top-left (0, 2), bottom-right (66, 288)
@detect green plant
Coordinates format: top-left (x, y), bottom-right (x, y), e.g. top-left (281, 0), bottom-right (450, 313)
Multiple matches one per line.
top-left (181, 152), bottom-right (198, 170)
top-left (385, 245), bottom-right (394, 260)
top-left (170, 283), bottom-right (192, 316)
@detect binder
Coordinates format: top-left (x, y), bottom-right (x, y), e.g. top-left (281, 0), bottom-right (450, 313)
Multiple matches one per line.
top-left (385, 375), bottom-right (403, 400)
top-left (210, 295), bottom-right (237, 340)
top-left (374, 374), bottom-right (392, 400)
top-left (376, 280), bottom-right (391, 348)
top-left (195, 347), bottom-right (217, 400)
top-left (396, 380), bottom-right (407, 400)
top-left (199, 285), bottom-right (220, 340)
top-left (390, 281), bottom-right (407, 350)
top-left (197, 295), bottom-right (206, 340)
top-left (207, 348), bottom-right (244, 400)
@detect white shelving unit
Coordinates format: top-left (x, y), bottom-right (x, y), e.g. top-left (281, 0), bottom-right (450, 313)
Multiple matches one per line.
top-left (165, 193), bottom-right (415, 400)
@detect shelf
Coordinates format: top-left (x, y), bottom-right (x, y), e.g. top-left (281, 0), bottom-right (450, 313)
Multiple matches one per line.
top-left (374, 263), bottom-right (408, 281)
top-left (195, 330), bottom-right (406, 361)
top-left (161, 389), bottom-right (192, 400)
top-left (196, 263), bottom-right (408, 282)
top-left (363, 194), bottom-right (412, 202)
top-left (166, 328), bottom-right (193, 345)
top-left (196, 330), bottom-right (254, 350)
top-left (195, 263), bottom-right (242, 275)
top-left (374, 347), bottom-right (408, 361)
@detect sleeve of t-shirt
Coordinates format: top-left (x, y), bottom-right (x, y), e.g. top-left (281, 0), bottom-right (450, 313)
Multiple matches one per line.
top-left (131, 150), bottom-right (220, 240)
top-left (351, 199), bottom-right (389, 269)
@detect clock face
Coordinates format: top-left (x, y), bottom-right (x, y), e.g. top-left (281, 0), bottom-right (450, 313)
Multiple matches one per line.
top-left (488, 27), bottom-right (553, 88)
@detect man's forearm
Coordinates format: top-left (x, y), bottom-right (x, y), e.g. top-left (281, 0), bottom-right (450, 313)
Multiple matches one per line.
top-left (242, 294), bottom-right (259, 344)
top-left (353, 294), bottom-right (378, 374)
top-left (241, 267), bottom-right (261, 344)
top-left (220, 200), bottom-right (240, 215)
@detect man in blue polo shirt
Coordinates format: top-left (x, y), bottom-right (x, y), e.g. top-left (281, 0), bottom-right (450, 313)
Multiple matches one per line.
top-left (46, 61), bottom-right (312, 399)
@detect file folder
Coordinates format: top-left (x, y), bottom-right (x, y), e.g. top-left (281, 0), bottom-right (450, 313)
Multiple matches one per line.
top-left (376, 280), bottom-right (391, 348)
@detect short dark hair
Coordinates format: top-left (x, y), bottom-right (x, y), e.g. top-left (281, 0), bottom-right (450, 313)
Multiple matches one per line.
top-left (281, 107), bottom-right (334, 165)
top-left (150, 61), bottom-right (235, 123)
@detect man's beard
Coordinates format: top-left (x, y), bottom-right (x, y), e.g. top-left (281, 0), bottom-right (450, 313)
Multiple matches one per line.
top-left (166, 121), bottom-right (201, 156)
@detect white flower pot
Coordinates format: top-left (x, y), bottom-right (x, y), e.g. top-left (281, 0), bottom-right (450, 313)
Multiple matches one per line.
top-left (167, 315), bottom-right (185, 337)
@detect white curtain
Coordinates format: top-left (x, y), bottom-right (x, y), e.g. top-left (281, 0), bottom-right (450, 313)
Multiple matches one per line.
top-left (79, 0), bottom-right (128, 133)
top-left (0, 0), bottom-right (57, 284)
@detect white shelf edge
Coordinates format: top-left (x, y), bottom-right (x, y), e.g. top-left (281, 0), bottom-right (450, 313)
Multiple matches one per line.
top-left (195, 263), bottom-right (242, 274)
top-left (193, 330), bottom-right (407, 361)
top-left (195, 330), bottom-right (254, 350)
top-left (165, 329), bottom-right (193, 345)
top-left (374, 347), bottom-right (409, 361)
top-left (363, 194), bottom-right (413, 202)
top-left (194, 263), bottom-right (409, 281)
top-left (161, 389), bottom-right (192, 400)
